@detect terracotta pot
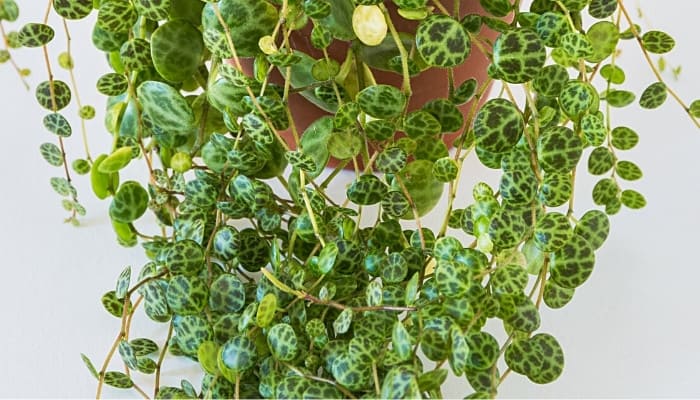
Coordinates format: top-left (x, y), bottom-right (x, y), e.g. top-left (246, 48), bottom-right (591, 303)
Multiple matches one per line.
top-left (240, 1), bottom-right (498, 160)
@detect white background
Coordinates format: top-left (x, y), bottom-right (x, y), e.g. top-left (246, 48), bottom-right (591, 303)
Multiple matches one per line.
top-left (1, 1), bottom-right (699, 398)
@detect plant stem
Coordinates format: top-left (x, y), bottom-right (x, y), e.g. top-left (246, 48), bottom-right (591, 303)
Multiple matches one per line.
top-left (380, 4), bottom-right (412, 96)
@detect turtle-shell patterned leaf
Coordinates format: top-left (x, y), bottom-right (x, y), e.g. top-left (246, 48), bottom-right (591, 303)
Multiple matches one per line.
top-left (492, 264), bottom-right (528, 296)
top-left (151, 20), bottom-right (203, 82)
top-left (119, 38), bottom-right (151, 71)
top-left (543, 279), bottom-right (575, 308)
top-left (364, 119), bottom-right (396, 140)
top-left (592, 177), bottom-right (619, 206)
top-left (357, 84), bottom-right (406, 119)
top-left (137, 81), bottom-right (195, 132)
top-left (285, 151), bottom-right (317, 173)
top-left (465, 331), bottom-right (500, 370)
top-left (488, 208), bottom-right (529, 250)
top-left (303, 380), bottom-right (342, 399)
top-left (505, 339), bottom-right (544, 378)
top-left (621, 189), bottom-right (646, 209)
top-left (639, 82), bottom-right (667, 109)
top-left (527, 333), bottom-right (564, 384)
top-left (505, 295), bottom-right (541, 333)
top-left (130, 338), bottom-right (158, 356)
top-left (376, 147), bottom-right (407, 174)
top-left (421, 328), bottom-right (448, 361)
top-left (414, 136), bottom-right (448, 162)
top-left (219, 335), bottom-right (257, 374)
top-left (103, 371), bottom-right (133, 389)
top-left (451, 78), bottom-right (477, 105)
top-left (616, 160), bottom-right (642, 181)
top-left (536, 11), bottom-right (570, 47)
top-left (275, 375), bottom-right (309, 399)
top-left (109, 181), bottom-right (149, 224)
top-left (53, 0), bottom-right (93, 20)
top-left (185, 178), bottom-right (218, 208)
top-left (381, 252), bottom-right (408, 283)
top-left (533, 64), bottom-right (569, 97)
top-left (534, 212), bottom-right (573, 252)
top-left (0, 0), bottom-right (19, 21)
top-left (588, 0), bottom-right (617, 19)
top-left (381, 190), bottom-right (411, 218)
top-left (381, 366), bottom-right (420, 399)
top-left (432, 157), bottom-right (459, 182)
top-left (332, 351), bottom-right (372, 391)
top-left (165, 239), bottom-right (204, 276)
top-left (588, 146), bottom-right (615, 175)
top-left (611, 126), bottom-right (639, 150)
top-left (559, 81), bottom-right (598, 120)
top-left (493, 28), bottom-right (546, 83)
top-left (416, 14), bottom-right (471, 67)
top-left (97, 73), bottom-right (128, 96)
top-left (142, 280), bottom-right (170, 322)
top-left (404, 110), bottom-right (442, 138)
top-left (642, 30), bottom-right (675, 54)
top-left (102, 290), bottom-right (129, 318)
top-left (474, 98), bottom-right (524, 154)
top-left (118, 340), bottom-right (138, 370)
top-left (133, 0), bottom-right (171, 21)
top-left (537, 125), bottom-right (583, 174)
top-left (91, 24), bottom-right (128, 52)
top-left (303, 0), bottom-right (331, 19)
top-left (43, 113), bottom-right (72, 137)
top-left (448, 326), bottom-right (468, 376)
top-left (422, 99), bottom-right (464, 133)
top-left (35, 80), bottom-right (71, 111)
top-left (18, 23), bottom-right (54, 47)
top-left (574, 210), bottom-right (610, 250)
top-left (435, 260), bottom-right (470, 297)
top-left (559, 32), bottom-right (593, 59)
top-left (550, 234), bottom-right (596, 288)
top-left (173, 315), bottom-right (213, 356)
top-left (392, 320), bottom-right (412, 360)
top-left (50, 176), bottom-right (75, 197)
top-left (202, 0), bottom-right (278, 58)
top-left (97, 1), bottom-right (136, 34)
top-left (605, 89), bottom-right (636, 107)
top-left (267, 323), bottom-right (298, 361)
top-left (347, 174), bottom-right (387, 205)
top-left (465, 366), bottom-right (498, 393)
top-left (581, 113), bottom-right (606, 146)
top-left (40, 143), bottom-right (64, 167)
top-left (212, 226), bottom-right (239, 261)
top-left (500, 169), bottom-right (537, 206)
top-left (115, 265), bottom-right (131, 300)
top-left (333, 308), bottom-right (353, 336)
top-left (166, 275), bottom-right (209, 315)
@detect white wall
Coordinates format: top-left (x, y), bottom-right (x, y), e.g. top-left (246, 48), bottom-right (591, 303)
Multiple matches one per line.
top-left (0, 1), bottom-right (698, 397)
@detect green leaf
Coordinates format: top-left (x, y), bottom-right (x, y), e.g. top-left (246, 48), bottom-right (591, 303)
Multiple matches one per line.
top-left (209, 274), bottom-right (245, 313)
top-left (164, 239), bottom-right (204, 276)
top-left (616, 160), bottom-right (643, 181)
top-left (533, 64), bottom-right (569, 97)
top-left (605, 89), bottom-right (636, 107)
top-left (118, 340), bottom-right (138, 370)
top-left (109, 181), bottom-right (149, 223)
top-left (537, 126), bottom-right (583, 174)
top-left (610, 126), bottom-right (639, 150)
top-left (151, 20), bottom-right (204, 82)
top-left (527, 333), bottom-right (564, 384)
top-left (267, 323), bottom-right (298, 361)
top-left (219, 335), bottom-right (257, 377)
top-left (40, 142), bottom-right (64, 167)
top-left (600, 64), bottom-right (625, 84)
top-left (689, 100), bottom-right (700, 118)
top-left (137, 81), bottom-right (195, 133)
top-left (550, 235), bottom-right (596, 288)
top-left (81, 353), bottom-right (99, 379)
top-left (639, 82), bottom-right (667, 109)
top-left (99, 147), bottom-right (133, 174)
top-left (642, 30), bottom-right (675, 54)
top-left (392, 321), bottom-right (412, 360)
top-left (474, 99), bottom-right (524, 154)
top-left (256, 292), bottom-right (277, 328)
top-left (543, 280), bottom-right (575, 309)
top-left (115, 266), bottom-right (131, 300)
top-left (317, 242), bottom-right (338, 275)
top-left (347, 174), bottom-right (387, 205)
top-left (451, 78), bottom-right (477, 105)
top-left (588, 147), bottom-right (615, 175)
top-left (588, 0), bottom-right (617, 19)
top-left (103, 371), bottom-right (133, 389)
top-left (130, 338), bottom-right (159, 356)
top-left (333, 308), bottom-right (353, 335)
top-left (166, 275), bottom-right (209, 315)
top-left (621, 189), bottom-right (646, 209)
top-left (465, 331), bottom-right (500, 370)
top-left (416, 14), bottom-right (471, 67)
top-left (18, 23), bottom-right (54, 47)
top-left (35, 80), bottom-right (71, 111)
top-left (586, 21), bottom-right (619, 62)
top-left (356, 84), bottom-right (406, 118)
top-left (559, 81), bottom-right (597, 119)
top-left (493, 28), bottom-right (546, 83)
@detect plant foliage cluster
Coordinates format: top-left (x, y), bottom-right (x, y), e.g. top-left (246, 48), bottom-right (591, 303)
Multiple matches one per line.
top-left (1, 0), bottom-right (699, 398)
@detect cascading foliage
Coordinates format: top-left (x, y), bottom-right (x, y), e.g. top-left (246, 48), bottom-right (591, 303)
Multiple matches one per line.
top-left (1, 0), bottom-right (699, 398)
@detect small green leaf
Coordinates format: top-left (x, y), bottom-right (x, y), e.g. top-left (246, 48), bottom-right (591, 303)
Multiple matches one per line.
top-left (611, 126), bottom-right (639, 150)
top-left (18, 23), bottom-right (54, 47)
top-left (357, 84), bottom-right (406, 118)
top-left (115, 266), bottom-right (131, 300)
top-left (256, 292), bottom-right (277, 328)
top-left (605, 89), bottom-right (636, 107)
top-left (621, 189), bottom-right (646, 209)
top-left (639, 82), bottom-right (667, 109)
top-left (118, 340), bottom-right (138, 370)
top-left (103, 371), bottom-right (133, 389)
top-left (642, 30), bottom-right (675, 54)
top-left (267, 323), bottom-right (298, 361)
top-left (99, 147), bottom-right (133, 173)
top-left (616, 160), bottom-right (643, 181)
top-left (333, 308), bottom-right (353, 335)
top-left (81, 353), bottom-right (99, 379)
top-left (416, 14), bottom-right (471, 67)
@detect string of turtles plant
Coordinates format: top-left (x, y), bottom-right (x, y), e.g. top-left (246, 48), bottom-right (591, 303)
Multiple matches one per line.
top-left (2, 0), bottom-right (700, 398)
